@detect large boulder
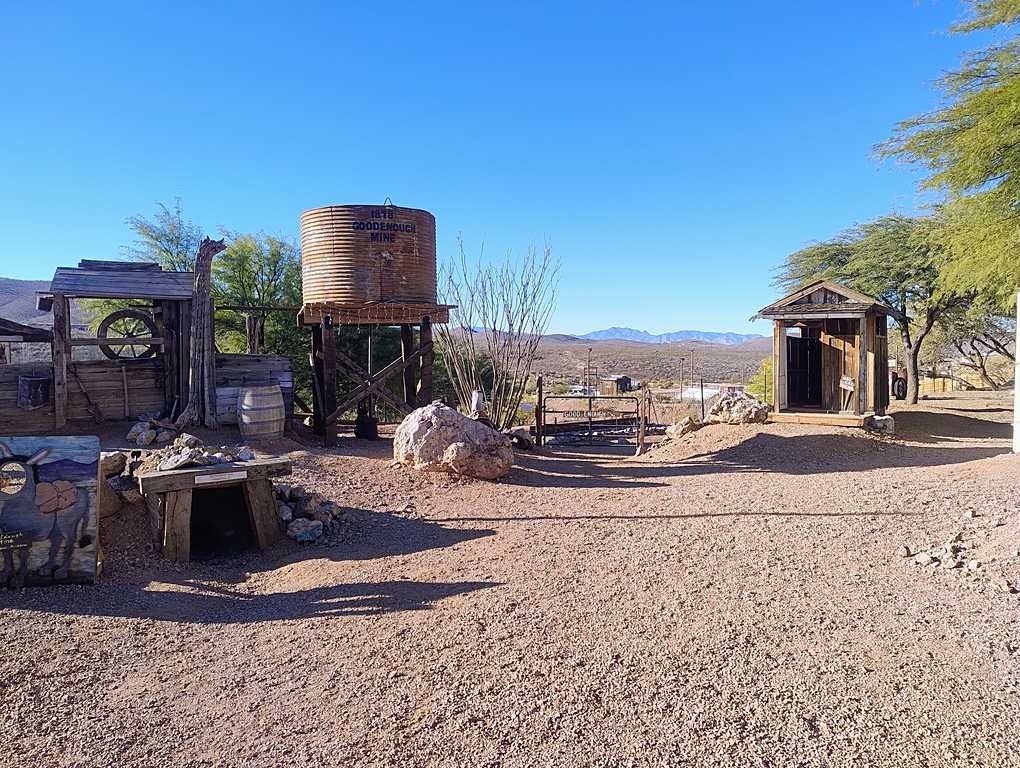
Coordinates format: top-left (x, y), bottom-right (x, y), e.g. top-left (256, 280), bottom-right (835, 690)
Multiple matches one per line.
top-left (394, 403), bottom-right (514, 480)
top-left (707, 392), bottom-right (769, 425)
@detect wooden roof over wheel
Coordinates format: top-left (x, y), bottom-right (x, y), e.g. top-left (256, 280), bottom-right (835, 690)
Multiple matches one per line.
top-left (755, 280), bottom-right (905, 323)
top-left (0, 316), bottom-right (53, 343)
top-left (44, 260), bottom-right (196, 301)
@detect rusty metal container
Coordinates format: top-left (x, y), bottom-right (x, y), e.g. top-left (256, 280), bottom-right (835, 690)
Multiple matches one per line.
top-left (300, 204), bottom-right (437, 305)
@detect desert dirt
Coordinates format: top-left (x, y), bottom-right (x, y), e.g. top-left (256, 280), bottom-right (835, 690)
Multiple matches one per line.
top-left (1, 390), bottom-right (1019, 767)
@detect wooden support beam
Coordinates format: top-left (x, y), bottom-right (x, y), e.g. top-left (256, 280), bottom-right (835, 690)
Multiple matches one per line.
top-left (310, 324), bottom-right (325, 435)
top-left (321, 320), bottom-right (337, 447)
top-left (325, 343), bottom-right (431, 424)
top-left (162, 489), bottom-right (193, 563)
top-left (535, 375), bottom-right (544, 447)
top-left (419, 316), bottom-right (433, 405)
top-left (400, 324), bottom-right (417, 408)
top-left (137, 458), bottom-right (293, 494)
top-left (52, 293), bottom-right (69, 428)
top-left (243, 477), bottom-right (282, 551)
top-left (334, 347), bottom-right (415, 416)
top-left (69, 337), bottom-right (165, 346)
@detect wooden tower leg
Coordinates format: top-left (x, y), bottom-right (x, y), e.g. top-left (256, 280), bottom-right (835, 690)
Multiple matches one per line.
top-left (310, 325), bottom-right (324, 436)
top-left (321, 320), bottom-right (338, 448)
top-left (52, 293), bottom-right (69, 429)
top-left (419, 316), bottom-right (433, 406)
top-left (400, 324), bottom-right (417, 409)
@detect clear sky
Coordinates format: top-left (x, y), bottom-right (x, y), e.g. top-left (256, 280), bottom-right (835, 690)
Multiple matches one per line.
top-left (0, 2), bottom-right (980, 335)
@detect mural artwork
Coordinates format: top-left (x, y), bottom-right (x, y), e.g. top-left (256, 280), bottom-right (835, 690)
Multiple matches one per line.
top-left (0, 436), bottom-right (99, 587)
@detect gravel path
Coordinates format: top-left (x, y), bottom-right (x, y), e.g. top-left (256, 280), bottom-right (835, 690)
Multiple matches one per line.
top-left (2, 391), bottom-right (1018, 767)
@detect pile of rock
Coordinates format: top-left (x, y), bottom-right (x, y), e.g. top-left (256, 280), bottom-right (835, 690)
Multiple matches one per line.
top-left (898, 531), bottom-right (1017, 594)
top-left (707, 392), bottom-right (770, 425)
top-left (134, 436), bottom-right (255, 476)
top-left (393, 402), bottom-right (514, 481)
top-left (126, 417), bottom-right (180, 447)
top-left (273, 484), bottom-right (344, 544)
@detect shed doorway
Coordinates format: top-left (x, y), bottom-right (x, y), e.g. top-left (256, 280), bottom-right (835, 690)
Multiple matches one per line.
top-left (787, 335), bottom-right (822, 409)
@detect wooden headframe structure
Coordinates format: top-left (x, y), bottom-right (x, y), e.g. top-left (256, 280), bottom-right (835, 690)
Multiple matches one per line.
top-left (757, 280), bottom-right (903, 426)
top-left (297, 300), bottom-right (451, 447)
top-left (38, 261), bottom-right (196, 428)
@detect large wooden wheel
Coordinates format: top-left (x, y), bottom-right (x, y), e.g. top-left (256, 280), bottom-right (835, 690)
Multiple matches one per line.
top-left (98, 309), bottom-right (159, 360)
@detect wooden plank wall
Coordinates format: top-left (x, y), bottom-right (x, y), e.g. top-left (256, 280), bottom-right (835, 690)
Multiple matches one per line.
top-left (0, 363), bottom-right (56, 434)
top-left (67, 359), bottom-right (166, 421)
top-left (819, 329), bottom-right (859, 413)
top-left (214, 354), bottom-right (294, 424)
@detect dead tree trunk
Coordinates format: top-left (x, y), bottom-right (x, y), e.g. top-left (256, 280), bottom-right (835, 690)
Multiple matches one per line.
top-left (176, 237), bottom-right (226, 429)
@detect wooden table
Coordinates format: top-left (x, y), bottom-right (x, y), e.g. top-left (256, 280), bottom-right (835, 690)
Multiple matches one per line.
top-left (137, 458), bottom-right (291, 563)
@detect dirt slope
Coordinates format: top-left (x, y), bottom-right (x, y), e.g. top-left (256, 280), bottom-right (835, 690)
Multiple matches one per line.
top-left (1, 391), bottom-right (1018, 767)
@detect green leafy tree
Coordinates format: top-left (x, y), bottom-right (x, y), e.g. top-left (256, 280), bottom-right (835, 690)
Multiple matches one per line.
top-left (777, 215), bottom-right (968, 404)
top-left (124, 199), bottom-right (202, 272)
top-left (213, 233), bottom-right (300, 354)
top-left (881, 1), bottom-right (1020, 309)
top-left (746, 357), bottom-right (773, 404)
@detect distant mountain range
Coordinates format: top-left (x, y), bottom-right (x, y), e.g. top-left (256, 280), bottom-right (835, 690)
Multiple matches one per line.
top-left (578, 327), bottom-right (764, 346)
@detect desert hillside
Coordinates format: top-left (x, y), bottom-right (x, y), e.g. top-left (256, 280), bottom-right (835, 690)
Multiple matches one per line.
top-left (533, 334), bottom-right (772, 387)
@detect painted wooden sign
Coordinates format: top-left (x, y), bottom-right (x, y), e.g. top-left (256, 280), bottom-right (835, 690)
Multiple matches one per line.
top-left (0, 436), bottom-right (99, 587)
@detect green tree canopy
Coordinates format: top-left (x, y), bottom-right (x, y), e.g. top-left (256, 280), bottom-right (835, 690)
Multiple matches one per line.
top-left (881, 0), bottom-right (1020, 308)
top-left (124, 199), bottom-right (202, 272)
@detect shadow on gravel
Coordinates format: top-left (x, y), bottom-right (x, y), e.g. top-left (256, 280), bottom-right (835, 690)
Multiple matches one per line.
top-left (278, 508), bottom-right (496, 566)
top-left (893, 411), bottom-right (1012, 442)
top-left (13, 579), bottom-right (499, 624)
top-left (506, 430), bottom-right (1006, 488)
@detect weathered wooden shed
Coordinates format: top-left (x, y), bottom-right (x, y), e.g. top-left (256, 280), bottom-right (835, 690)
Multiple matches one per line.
top-left (756, 280), bottom-right (903, 426)
top-left (0, 260), bottom-right (294, 435)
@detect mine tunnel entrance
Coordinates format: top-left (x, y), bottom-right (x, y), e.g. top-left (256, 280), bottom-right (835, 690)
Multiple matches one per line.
top-left (189, 485), bottom-right (256, 561)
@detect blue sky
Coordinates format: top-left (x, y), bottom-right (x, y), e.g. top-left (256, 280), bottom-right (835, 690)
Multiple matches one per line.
top-left (0, 2), bottom-right (980, 335)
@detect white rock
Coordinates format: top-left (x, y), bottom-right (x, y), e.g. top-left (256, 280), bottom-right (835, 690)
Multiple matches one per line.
top-left (287, 518), bottom-right (323, 543)
top-left (100, 451), bottom-right (127, 478)
top-left (869, 415), bottom-right (896, 435)
top-left (707, 392), bottom-right (769, 425)
top-left (666, 416), bottom-right (703, 440)
top-left (235, 446), bottom-right (255, 461)
top-left (136, 429), bottom-right (157, 446)
top-left (155, 430), bottom-right (176, 444)
top-left (277, 503), bottom-right (293, 523)
top-left (504, 426), bottom-right (534, 450)
top-left (913, 552), bottom-right (935, 566)
top-left (175, 433), bottom-right (202, 449)
top-left (967, 559), bottom-right (982, 572)
top-left (126, 422), bottom-right (149, 441)
top-left (393, 403), bottom-right (514, 481)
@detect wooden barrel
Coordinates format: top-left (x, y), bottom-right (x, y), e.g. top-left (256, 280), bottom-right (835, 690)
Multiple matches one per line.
top-left (237, 385), bottom-right (285, 439)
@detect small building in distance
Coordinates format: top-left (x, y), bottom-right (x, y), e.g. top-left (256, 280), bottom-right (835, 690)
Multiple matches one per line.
top-left (756, 280), bottom-right (902, 427)
top-left (599, 375), bottom-right (634, 396)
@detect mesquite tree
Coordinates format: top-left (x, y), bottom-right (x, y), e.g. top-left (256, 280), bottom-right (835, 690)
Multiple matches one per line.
top-left (437, 238), bottom-right (558, 430)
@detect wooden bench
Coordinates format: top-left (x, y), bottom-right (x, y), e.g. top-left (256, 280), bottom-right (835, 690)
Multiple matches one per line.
top-left (137, 458), bottom-right (291, 563)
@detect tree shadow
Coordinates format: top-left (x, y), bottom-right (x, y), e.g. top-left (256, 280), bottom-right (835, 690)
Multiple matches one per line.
top-left (892, 411), bottom-right (1012, 443)
top-left (503, 427), bottom-right (1006, 489)
top-left (3, 579), bottom-right (499, 624)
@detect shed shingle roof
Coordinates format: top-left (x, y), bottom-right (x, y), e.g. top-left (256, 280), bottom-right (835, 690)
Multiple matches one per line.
top-left (48, 263), bottom-right (195, 300)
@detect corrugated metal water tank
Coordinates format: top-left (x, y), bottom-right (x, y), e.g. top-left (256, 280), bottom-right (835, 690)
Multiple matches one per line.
top-left (300, 204), bottom-right (437, 305)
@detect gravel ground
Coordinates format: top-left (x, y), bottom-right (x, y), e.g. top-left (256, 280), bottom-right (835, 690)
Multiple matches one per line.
top-left (2, 391), bottom-right (1019, 767)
